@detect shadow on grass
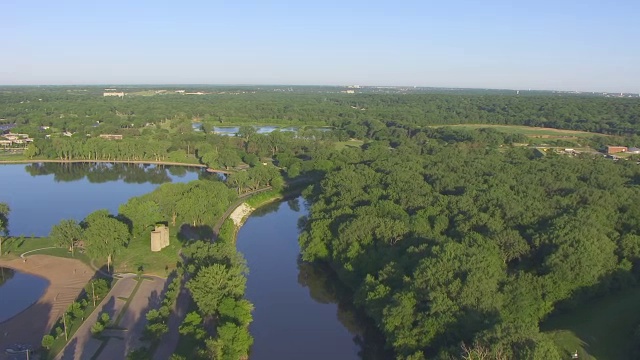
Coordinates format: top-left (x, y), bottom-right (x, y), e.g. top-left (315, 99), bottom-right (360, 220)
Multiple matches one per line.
top-left (542, 283), bottom-right (640, 360)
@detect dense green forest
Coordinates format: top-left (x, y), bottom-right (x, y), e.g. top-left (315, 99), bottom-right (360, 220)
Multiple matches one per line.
top-left (2, 86), bottom-right (640, 136)
top-left (3, 87), bottom-right (640, 358)
top-left (298, 130), bottom-right (640, 358)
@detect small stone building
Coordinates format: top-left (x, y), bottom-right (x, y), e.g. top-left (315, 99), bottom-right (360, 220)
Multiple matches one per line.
top-left (150, 225), bottom-right (170, 252)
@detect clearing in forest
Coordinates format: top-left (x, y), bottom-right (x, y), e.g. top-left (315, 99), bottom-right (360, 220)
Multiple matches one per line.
top-left (435, 124), bottom-right (607, 138)
top-left (542, 287), bottom-right (640, 360)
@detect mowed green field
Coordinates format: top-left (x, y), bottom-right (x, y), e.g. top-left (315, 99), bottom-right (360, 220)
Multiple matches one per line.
top-left (542, 288), bottom-right (640, 360)
top-left (334, 139), bottom-right (365, 150)
top-left (435, 124), bottom-right (604, 138)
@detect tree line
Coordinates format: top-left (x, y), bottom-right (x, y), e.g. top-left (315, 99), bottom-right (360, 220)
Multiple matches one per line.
top-left (3, 88), bottom-right (640, 136)
top-left (299, 125), bottom-right (640, 359)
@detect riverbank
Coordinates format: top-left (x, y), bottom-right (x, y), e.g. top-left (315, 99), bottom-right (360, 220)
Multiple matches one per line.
top-left (217, 186), bottom-right (307, 243)
top-left (0, 255), bottom-right (93, 357)
top-left (0, 159), bottom-right (205, 167)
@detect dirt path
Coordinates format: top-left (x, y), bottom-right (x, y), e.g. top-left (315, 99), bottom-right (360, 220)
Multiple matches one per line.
top-left (0, 255), bottom-right (93, 359)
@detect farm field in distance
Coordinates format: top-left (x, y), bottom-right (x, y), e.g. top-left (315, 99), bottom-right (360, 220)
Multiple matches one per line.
top-left (433, 123), bottom-right (612, 149)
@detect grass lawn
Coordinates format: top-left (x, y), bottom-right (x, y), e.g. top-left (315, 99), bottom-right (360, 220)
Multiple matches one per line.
top-left (2, 236), bottom-right (54, 257)
top-left (334, 139), bottom-right (364, 150)
top-left (542, 287), bottom-right (640, 359)
top-left (434, 124), bottom-right (605, 138)
top-left (0, 152), bottom-right (30, 161)
top-left (2, 234), bottom-right (178, 277)
top-left (114, 232), bottom-right (181, 277)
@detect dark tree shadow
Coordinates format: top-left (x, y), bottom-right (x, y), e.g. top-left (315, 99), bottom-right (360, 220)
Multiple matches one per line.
top-left (178, 224), bottom-right (213, 242)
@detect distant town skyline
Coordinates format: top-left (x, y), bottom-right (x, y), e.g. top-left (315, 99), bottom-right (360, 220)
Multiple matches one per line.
top-left (1, 0), bottom-right (639, 93)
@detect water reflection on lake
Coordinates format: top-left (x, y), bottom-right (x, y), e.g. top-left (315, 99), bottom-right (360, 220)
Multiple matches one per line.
top-left (236, 198), bottom-right (390, 359)
top-left (0, 267), bottom-right (48, 323)
top-left (0, 163), bottom-right (207, 236)
top-left (191, 123), bottom-right (332, 136)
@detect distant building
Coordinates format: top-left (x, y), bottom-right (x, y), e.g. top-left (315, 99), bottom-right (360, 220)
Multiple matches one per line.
top-left (150, 225), bottom-right (170, 252)
top-left (103, 92), bottom-right (125, 97)
top-left (99, 134), bottom-right (123, 140)
top-left (607, 146), bottom-right (628, 154)
top-left (0, 140), bottom-right (12, 148)
top-left (341, 90), bottom-right (355, 94)
top-left (628, 147), bottom-right (640, 154)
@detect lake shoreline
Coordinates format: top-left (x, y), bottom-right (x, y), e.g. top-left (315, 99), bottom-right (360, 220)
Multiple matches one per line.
top-left (0, 255), bottom-right (93, 353)
top-left (0, 159), bottom-right (205, 167)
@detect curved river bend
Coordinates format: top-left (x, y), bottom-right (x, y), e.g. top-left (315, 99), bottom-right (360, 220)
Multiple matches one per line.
top-left (235, 198), bottom-right (389, 360)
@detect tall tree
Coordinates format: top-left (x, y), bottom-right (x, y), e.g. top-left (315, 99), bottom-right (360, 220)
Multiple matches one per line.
top-left (82, 210), bottom-right (129, 272)
top-left (0, 203), bottom-right (9, 256)
top-left (186, 264), bottom-right (247, 316)
top-left (50, 219), bottom-right (83, 256)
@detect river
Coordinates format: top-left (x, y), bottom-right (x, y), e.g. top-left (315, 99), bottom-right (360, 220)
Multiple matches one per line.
top-left (236, 198), bottom-right (390, 360)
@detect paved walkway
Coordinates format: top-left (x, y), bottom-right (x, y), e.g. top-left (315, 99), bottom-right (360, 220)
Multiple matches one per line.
top-left (56, 275), bottom-right (166, 360)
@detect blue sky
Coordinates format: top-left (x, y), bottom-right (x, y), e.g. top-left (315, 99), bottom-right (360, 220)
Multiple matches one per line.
top-left (1, 0), bottom-right (638, 92)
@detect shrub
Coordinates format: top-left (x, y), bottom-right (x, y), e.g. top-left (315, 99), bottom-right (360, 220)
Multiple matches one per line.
top-left (41, 335), bottom-right (54, 349)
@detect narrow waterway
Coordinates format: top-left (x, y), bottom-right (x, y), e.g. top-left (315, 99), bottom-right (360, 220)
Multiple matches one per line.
top-left (235, 197), bottom-right (389, 360)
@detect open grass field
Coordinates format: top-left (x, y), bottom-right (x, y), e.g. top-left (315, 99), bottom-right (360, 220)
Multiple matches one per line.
top-left (113, 228), bottom-right (184, 276)
top-left (435, 124), bottom-right (606, 138)
top-left (0, 151), bottom-right (29, 161)
top-left (334, 139), bottom-right (364, 150)
top-left (542, 288), bottom-right (640, 359)
top-left (2, 233), bottom-right (178, 276)
top-left (2, 236), bottom-right (93, 266)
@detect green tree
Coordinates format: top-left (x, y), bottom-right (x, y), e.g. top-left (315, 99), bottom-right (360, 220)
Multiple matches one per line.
top-left (119, 198), bottom-right (162, 236)
top-left (24, 143), bottom-right (40, 158)
top-left (179, 311), bottom-right (206, 340)
top-left (41, 334), bottom-right (54, 350)
top-left (214, 322), bottom-right (253, 360)
top-left (218, 298), bottom-right (254, 327)
top-left (50, 219), bottom-right (83, 256)
top-left (186, 264), bottom-right (247, 316)
top-left (0, 203), bottom-right (9, 256)
top-left (83, 210), bottom-right (129, 272)
top-left (238, 125), bottom-right (257, 142)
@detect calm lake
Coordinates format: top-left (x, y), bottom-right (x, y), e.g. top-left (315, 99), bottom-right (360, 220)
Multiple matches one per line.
top-left (236, 198), bottom-right (389, 360)
top-left (0, 162), bottom-right (204, 236)
top-left (0, 267), bottom-right (48, 323)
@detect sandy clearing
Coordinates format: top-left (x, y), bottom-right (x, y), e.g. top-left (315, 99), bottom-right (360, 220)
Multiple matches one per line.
top-left (0, 255), bottom-right (93, 359)
top-left (229, 203), bottom-right (255, 227)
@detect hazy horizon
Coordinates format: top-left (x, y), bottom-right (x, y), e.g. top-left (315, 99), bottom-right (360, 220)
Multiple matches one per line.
top-left (2, 1), bottom-right (639, 93)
